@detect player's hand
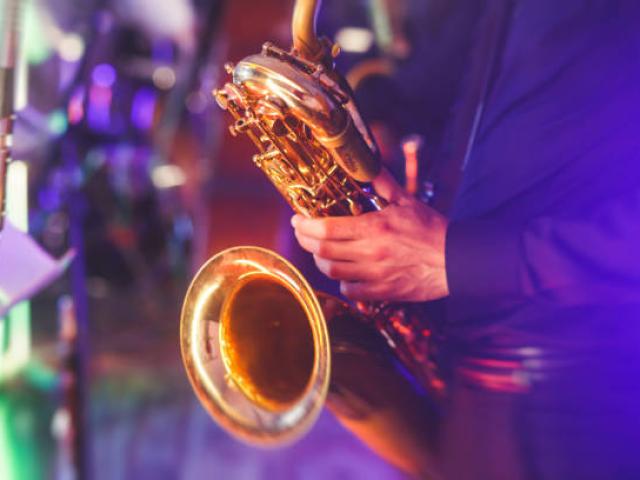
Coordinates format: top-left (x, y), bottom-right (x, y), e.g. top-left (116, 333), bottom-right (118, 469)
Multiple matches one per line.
top-left (291, 169), bottom-right (449, 302)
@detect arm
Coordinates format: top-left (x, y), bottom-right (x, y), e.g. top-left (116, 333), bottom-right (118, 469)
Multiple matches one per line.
top-left (293, 169), bottom-right (640, 311)
top-left (292, 169), bottom-right (449, 302)
top-left (447, 186), bottom-right (640, 311)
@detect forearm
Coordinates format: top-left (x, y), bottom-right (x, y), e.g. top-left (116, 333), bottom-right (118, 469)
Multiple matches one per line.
top-left (445, 186), bottom-right (640, 315)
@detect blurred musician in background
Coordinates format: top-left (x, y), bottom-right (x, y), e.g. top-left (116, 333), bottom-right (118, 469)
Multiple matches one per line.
top-left (293, 1), bottom-right (640, 478)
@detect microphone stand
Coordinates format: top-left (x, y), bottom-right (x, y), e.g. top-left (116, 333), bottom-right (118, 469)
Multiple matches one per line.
top-left (0, 0), bottom-right (21, 232)
top-left (0, 103), bottom-right (10, 232)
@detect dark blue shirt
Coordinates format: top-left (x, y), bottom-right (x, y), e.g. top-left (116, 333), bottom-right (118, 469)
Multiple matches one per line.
top-left (444, 0), bottom-right (640, 348)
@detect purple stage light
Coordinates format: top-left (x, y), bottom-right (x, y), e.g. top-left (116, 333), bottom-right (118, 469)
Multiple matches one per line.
top-left (87, 84), bottom-right (112, 131)
top-left (92, 64), bottom-right (116, 88)
top-left (38, 186), bottom-right (62, 212)
top-left (131, 88), bottom-right (157, 131)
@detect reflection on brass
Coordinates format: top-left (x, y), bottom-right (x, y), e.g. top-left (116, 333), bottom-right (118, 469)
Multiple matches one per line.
top-left (215, 1), bottom-right (382, 190)
top-left (181, 247), bottom-right (330, 447)
top-left (181, 247), bottom-right (439, 477)
top-left (180, 0), bottom-right (441, 475)
top-left (220, 274), bottom-right (315, 412)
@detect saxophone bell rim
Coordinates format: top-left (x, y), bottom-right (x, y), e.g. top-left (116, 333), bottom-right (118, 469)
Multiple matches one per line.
top-left (179, 245), bottom-right (331, 447)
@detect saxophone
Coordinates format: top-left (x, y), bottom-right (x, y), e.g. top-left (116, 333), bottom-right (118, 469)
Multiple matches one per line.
top-left (180, 0), bottom-right (441, 476)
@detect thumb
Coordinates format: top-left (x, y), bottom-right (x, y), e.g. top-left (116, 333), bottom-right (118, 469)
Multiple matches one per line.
top-left (372, 168), bottom-right (407, 204)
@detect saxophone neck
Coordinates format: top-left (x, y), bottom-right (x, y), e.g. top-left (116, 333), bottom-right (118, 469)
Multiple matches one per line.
top-left (291, 0), bottom-right (325, 62)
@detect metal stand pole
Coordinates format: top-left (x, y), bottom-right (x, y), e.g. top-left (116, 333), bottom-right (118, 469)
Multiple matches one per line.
top-left (62, 141), bottom-right (91, 480)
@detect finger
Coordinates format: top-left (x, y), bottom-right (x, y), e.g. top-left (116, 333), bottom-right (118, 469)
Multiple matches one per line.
top-left (314, 256), bottom-right (385, 281)
top-left (340, 281), bottom-right (394, 301)
top-left (291, 214), bottom-right (364, 240)
top-left (295, 232), bottom-right (369, 261)
top-left (372, 168), bottom-right (408, 204)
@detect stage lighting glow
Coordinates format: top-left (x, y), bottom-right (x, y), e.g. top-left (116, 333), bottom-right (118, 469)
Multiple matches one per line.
top-left (87, 84), bottom-right (113, 131)
top-left (86, 149), bottom-right (107, 171)
top-left (131, 87), bottom-right (157, 131)
top-left (67, 86), bottom-right (85, 124)
top-left (152, 164), bottom-right (186, 189)
top-left (186, 91), bottom-right (208, 114)
top-left (335, 27), bottom-right (374, 53)
top-left (48, 110), bottom-right (68, 136)
top-left (58, 33), bottom-right (85, 63)
top-left (92, 63), bottom-right (116, 88)
top-left (23, 0), bottom-right (51, 65)
top-left (152, 66), bottom-right (176, 90)
top-left (401, 135), bottom-right (423, 196)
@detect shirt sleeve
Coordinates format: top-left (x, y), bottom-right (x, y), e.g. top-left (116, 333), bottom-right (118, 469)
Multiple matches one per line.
top-left (445, 186), bottom-right (640, 315)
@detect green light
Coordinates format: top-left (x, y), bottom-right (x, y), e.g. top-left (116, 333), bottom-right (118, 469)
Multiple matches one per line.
top-left (0, 0), bottom-right (52, 66)
top-left (368, 0), bottom-right (393, 51)
top-left (48, 109), bottom-right (68, 136)
top-left (0, 396), bottom-right (15, 480)
top-left (0, 388), bottom-right (50, 480)
top-left (0, 303), bottom-right (32, 382)
top-left (23, 0), bottom-right (52, 65)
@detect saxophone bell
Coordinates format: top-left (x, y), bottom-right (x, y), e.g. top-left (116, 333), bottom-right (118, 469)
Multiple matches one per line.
top-left (180, 246), bottom-right (330, 446)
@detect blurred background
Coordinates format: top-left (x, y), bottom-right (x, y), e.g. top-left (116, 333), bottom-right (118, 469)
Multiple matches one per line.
top-left (0, 0), bottom-right (480, 478)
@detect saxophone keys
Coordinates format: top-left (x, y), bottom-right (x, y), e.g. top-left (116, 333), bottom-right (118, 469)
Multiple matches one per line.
top-left (271, 119), bottom-right (288, 137)
top-left (252, 149), bottom-right (280, 167)
top-left (213, 89), bottom-right (228, 110)
top-left (347, 198), bottom-right (363, 216)
top-left (229, 118), bottom-right (252, 136)
top-left (261, 42), bottom-right (274, 55)
top-left (255, 98), bottom-right (285, 119)
top-left (330, 42), bottom-right (341, 58)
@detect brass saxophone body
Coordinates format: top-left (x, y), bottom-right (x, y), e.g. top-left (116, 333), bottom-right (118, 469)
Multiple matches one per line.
top-left (214, 41), bottom-right (383, 217)
top-left (180, 0), bottom-right (442, 476)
